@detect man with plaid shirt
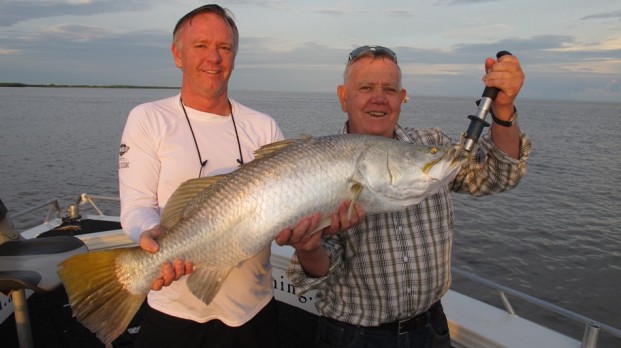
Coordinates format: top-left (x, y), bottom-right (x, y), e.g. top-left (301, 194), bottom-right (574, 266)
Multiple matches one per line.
top-left (276, 45), bottom-right (530, 348)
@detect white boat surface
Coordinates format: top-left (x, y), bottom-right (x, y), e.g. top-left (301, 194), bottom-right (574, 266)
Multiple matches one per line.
top-left (1, 193), bottom-right (620, 348)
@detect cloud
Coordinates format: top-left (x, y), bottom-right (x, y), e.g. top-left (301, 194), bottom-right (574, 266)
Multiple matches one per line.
top-left (0, 0), bottom-right (156, 27)
top-left (434, 0), bottom-right (500, 5)
top-left (387, 9), bottom-right (415, 17)
top-left (0, 21), bottom-right (173, 85)
top-left (580, 10), bottom-right (621, 20)
top-left (316, 9), bottom-right (345, 16)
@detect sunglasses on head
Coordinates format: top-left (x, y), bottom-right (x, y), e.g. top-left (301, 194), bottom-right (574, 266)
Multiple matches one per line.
top-left (348, 45), bottom-right (397, 63)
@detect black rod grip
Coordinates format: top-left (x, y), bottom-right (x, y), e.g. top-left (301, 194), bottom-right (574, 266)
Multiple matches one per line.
top-left (481, 50), bottom-right (512, 100)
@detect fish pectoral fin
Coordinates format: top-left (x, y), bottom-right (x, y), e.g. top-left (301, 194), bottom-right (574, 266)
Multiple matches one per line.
top-left (186, 266), bottom-right (234, 305)
top-left (308, 180), bottom-right (363, 236)
top-left (160, 176), bottom-right (226, 229)
top-left (310, 216), bottom-right (333, 235)
top-left (347, 181), bottom-right (364, 220)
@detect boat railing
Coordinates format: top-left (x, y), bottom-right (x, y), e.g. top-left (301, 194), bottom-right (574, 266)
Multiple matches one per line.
top-left (452, 267), bottom-right (621, 348)
top-left (11, 193), bottom-right (120, 226)
top-left (11, 199), bottom-right (62, 225)
top-left (77, 193), bottom-right (120, 216)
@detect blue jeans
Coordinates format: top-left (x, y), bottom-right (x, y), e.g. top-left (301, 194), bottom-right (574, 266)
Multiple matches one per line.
top-left (314, 303), bottom-right (451, 348)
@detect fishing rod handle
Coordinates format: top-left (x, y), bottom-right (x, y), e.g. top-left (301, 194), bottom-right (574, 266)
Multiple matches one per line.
top-left (463, 50), bottom-right (513, 152)
top-left (482, 50), bottom-right (513, 100)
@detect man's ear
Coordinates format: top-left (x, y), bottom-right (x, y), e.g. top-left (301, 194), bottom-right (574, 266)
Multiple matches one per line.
top-left (171, 42), bottom-right (182, 69)
top-left (337, 85), bottom-right (347, 112)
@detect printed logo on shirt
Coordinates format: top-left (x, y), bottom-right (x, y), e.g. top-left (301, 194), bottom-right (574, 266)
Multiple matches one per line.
top-left (119, 144), bottom-right (130, 157)
top-left (119, 144), bottom-right (130, 169)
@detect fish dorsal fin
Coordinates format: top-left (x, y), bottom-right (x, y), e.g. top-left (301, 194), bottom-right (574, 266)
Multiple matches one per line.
top-left (186, 266), bottom-right (234, 305)
top-left (253, 138), bottom-right (298, 161)
top-left (160, 176), bottom-right (226, 229)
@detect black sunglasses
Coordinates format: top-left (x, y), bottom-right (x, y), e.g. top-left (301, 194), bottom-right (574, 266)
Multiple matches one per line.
top-left (348, 45), bottom-right (397, 63)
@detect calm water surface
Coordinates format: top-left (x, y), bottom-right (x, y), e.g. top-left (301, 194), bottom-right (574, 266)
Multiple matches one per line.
top-left (1, 87), bottom-right (620, 346)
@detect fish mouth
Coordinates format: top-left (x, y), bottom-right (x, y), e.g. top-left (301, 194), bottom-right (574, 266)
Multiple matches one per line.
top-left (422, 146), bottom-right (464, 176)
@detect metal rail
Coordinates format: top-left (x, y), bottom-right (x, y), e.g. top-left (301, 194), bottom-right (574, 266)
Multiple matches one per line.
top-left (12, 194), bottom-right (120, 222)
top-left (452, 267), bottom-right (621, 348)
top-left (77, 193), bottom-right (119, 216)
top-left (11, 199), bottom-right (62, 224)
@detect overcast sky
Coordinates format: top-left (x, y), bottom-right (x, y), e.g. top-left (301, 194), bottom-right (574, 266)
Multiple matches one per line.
top-left (1, 0), bottom-right (620, 102)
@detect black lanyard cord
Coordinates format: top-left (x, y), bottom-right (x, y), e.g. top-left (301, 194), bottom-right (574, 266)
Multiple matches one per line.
top-left (180, 97), bottom-right (244, 178)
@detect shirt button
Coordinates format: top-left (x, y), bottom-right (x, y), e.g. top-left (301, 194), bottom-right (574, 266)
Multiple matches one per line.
top-left (403, 256), bottom-right (409, 262)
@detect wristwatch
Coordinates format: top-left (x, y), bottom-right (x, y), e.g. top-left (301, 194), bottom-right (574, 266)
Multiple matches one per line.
top-left (491, 107), bottom-right (517, 127)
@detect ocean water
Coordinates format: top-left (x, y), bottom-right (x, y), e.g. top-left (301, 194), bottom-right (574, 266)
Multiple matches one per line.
top-left (1, 87), bottom-right (620, 346)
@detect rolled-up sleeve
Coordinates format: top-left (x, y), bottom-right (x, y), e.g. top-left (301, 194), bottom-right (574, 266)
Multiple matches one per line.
top-left (287, 235), bottom-right (345, 295)
top-left (452, 131), bottom-right (531, 196)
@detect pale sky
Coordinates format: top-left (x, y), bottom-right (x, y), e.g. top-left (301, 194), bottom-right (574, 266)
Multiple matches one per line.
top-left (1, 0), bottom-right (620, 102)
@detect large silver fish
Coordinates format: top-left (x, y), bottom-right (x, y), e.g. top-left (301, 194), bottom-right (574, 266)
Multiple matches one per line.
top-left (58, 134), bottom-right (466, 345)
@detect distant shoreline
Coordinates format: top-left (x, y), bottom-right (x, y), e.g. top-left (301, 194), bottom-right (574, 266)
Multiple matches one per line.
top-left (0, 82), bottom-right (178, 89)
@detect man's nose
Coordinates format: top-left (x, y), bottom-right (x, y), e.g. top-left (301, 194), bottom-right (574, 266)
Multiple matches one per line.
top-left (205, 47), bottom-right (222, 62)
top-left (369, 89), bottom-right (388, 103)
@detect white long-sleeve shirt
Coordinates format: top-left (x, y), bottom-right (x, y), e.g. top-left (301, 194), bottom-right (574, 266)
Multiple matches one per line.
top-left (118, 94), bottom-right (284, 325)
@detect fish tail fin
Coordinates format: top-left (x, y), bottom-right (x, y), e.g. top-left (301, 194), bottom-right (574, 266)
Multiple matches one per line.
top-left (58, 248), bottom-right (146, 346)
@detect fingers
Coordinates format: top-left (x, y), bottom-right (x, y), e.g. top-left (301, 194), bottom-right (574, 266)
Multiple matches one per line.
top-left (275, 228), bottom-right (292, 246)
top-left (483, 55), bottom-right (524, 90)
top-left (150, 263), bottom-right (173, 291)
top-left (185, 261), bottom-right (194, 275)
top-left (352, 203), bottom-right (366, 224)
top-left (160, 262), bottom-right (176, 287)
top-left (141, 226), bottom-right (193, 291)
top-left (151, 278), bottom-right (164, 291)
top-left (290, 213), bottom-right (321, 243)
top-left (325, 200), bottom-right (365, 234)
top-left (139, 226), bottom-right (163, 253)
top-left (482, 55), bottom-right (524, 106)
top-left (151, 259), bottom-right (193, 291)
top-left (275, 201), bottom-right (366, 249)
top-left (276, 213), bottom-right (323, 251)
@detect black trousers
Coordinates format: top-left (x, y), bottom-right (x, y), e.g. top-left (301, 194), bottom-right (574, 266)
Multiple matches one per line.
top-left (314, 301), bottom-right (451, 348)
top-left (133, 297), bottom-right (281, 348)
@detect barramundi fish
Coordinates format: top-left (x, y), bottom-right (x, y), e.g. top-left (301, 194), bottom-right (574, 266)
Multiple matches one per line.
top-left (58, 133), bottom-right (466, 346)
